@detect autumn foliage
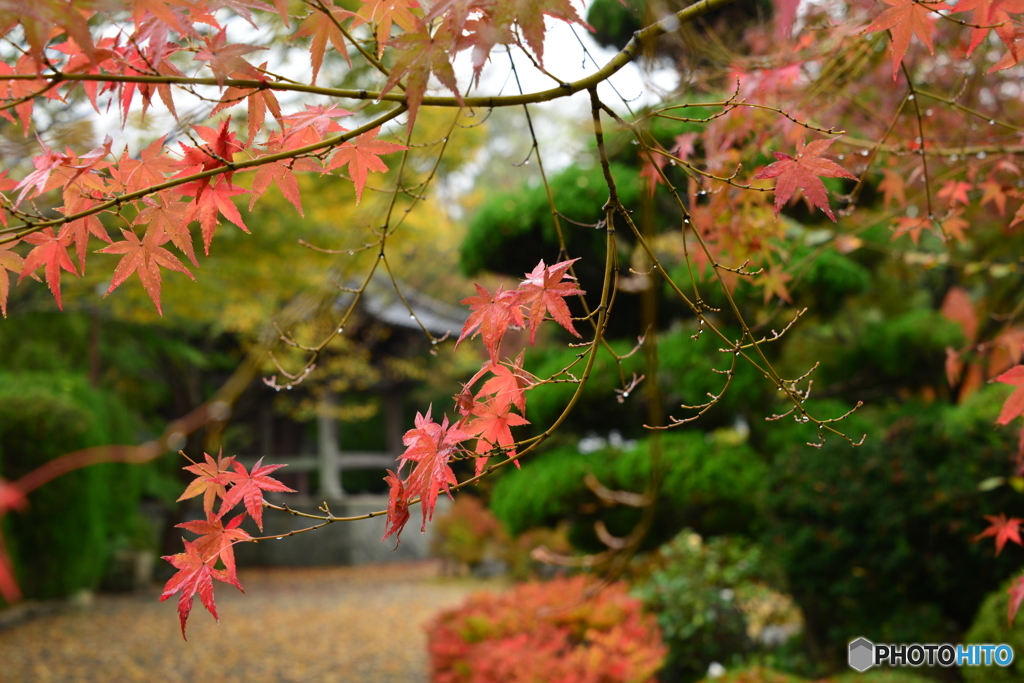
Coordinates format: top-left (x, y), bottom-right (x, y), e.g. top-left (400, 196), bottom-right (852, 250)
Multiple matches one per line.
top-left (427, 575), bottom-right (666, 683)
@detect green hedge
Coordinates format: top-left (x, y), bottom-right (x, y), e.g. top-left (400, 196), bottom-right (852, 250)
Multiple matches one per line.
top-left (0, 372), bottom-right (158, 600)
top-left (491, 430), bottom-right (765, 547)
top-left (757, 389), bottom-right (1024, 658)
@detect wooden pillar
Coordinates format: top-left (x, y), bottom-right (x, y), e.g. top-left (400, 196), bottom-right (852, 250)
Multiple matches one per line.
top-left (384, 391), bottom-right (403, 459)
top-left (317, 393), bottom-right (345, 499)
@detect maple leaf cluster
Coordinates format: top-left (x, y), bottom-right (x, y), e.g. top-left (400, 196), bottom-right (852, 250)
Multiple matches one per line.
top-left (160, 259), bottom-right (583, 634)
top-left (382, 259), bottom-right (583, 543)
top-left (162, 451), bottom-right (293, 639)
top-left (866, 0), bottom-right (1024, 78)
top-left (0, 0), bottom-right (429, 315)
top-left (0, 0), bottom-right (600, 314)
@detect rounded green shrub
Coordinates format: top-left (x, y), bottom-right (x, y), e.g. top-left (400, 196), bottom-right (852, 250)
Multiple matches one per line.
top-left (962, 580), bottom-right (1024, 682)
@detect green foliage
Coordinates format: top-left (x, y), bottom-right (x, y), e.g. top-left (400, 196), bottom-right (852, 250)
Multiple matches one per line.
top-left (0, 311), bottom-right (214, 418)
top-left (491, 430), bottom-right (764, 543)
top-left (756, 390), bottom-right (1024, 659)
top-left (587, 0), bottom-right (643, 51)
top-left (0, 372), bottom-right (164, 600)
top-left (523, 326), bottom-right (764, 435)
top-left (460, 161), bottom-right (640, 281)
top-left (799, 249), bottom-right (871, 311)
top-left (962, 580), bottom-right (1024, 683)
top-left (634, 531), bottom-right (783, 682)
top-left (428, 575), bottom-right (666, 683)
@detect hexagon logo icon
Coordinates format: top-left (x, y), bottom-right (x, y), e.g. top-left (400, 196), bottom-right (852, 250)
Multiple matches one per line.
top-left (849, 637), bottom-right (874, 672)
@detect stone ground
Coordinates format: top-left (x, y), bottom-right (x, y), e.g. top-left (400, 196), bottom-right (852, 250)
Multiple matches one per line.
top-left (0, 560), bottom-right (501, 683)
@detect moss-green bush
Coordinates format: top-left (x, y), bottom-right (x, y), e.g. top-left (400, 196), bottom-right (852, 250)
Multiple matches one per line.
top-left (962, 580), bottom-right (1024, 682)
top-left (634, 531), bottom-right (784, 683)
top-left (491, 430), bottom-right (765, 546)
top-left (0, 372), bottom-right (159, 600)
top-left (757, 389), bottom-right (1024, 659)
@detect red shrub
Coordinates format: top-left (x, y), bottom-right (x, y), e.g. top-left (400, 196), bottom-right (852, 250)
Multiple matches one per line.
top-left (428, 575), bottom-right (666, 683)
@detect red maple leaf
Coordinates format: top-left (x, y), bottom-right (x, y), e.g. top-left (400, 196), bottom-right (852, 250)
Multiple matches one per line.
top-left (979, 180), bottom-right (1008, 216)
top-left (281, 103), bottom-right (353, 142)
top-left (98, 226), bottom-right (194, 315)
top-left (179, 179), bottom-right (250, 255)
top-left (891, 216), bottom-right (931, 244)
top-left (505, 0), bottom-right (591, 68)
top-left (457, 284), bottom-right (525, 362)
top-left (465, 400), bottom-right (529, 474)
top-left (177, 451), bottom-right (237, 518)
top-left (381, 26), bottom-right (463, 132)
top-left (61, 199), bottom-right (112, 276)
top-left (177, 119), bottom-right (245, 174)
top-left (937, 180), bottom-right (971, 206)
top-left (639, 152), bottom-right (669, 197)
top-left (176, 512), bottom-right (251, 582)
top-left (942, 210), bottom-right (970, 244)
top-left (952, 0), bottom-right (1024, 57)
top-left (477, 351), bottom-right (533, 414)
top-left (878, 168), bottom-right (906, 208)
top-left (294, 5), bottom-right (354, 85)
top-left (995, 365), bottom-right (1024, 425)
top-left (193, 28), bottom-right (264, 85)
top-left (517, 258), bottom-right (585, 344)
top-left (755, 266), bottom-right (793, 305)
top-left (0, 240), bottom-right (24, 317)
top-left (975, 513), bottom-right (1024, 555)
top-left (135, 195), bottom-right (197, 266)
top-left (0, 478), bottom-right (26, 603)
top-left (1008, 573), bottom-right (1024, 624)
top-left (753, 137), bottom-right (856, 222)
top-left (351, 0), bottom-right (421, 56)
top-left (160, 539), bottom-right (242, 640)
top-left (325, 127), bottom-right (407, 204)
top-left (14, 142), bottom-right (71, 204)
top-left (18, 227), bottom-right (77, 310)
top-left (110, 137), bottom-right (177, 195)
top-left (399, 407), bottom-right (471, 531)
top-left (865, 0), bottom-right (950, 80)
top-left (249, 159), bottom-right (305, 215)
top-left (210, 63), bottom-right (284, 142)
top-left (988, 25), bottom-right (1024, 72)
top-left (382, 469), bottom-right (411, 545)
top-left (0, 531), bottom-right (20, 604)
top-left (217, 457), bottom-right (295, 530)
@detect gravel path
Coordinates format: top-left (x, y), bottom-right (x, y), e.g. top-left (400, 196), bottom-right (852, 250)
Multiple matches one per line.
top-left (0, 560), bottom-right (499, 683)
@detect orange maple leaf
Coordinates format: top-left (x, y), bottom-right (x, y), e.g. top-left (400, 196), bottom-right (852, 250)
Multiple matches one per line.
top-left (518, 258), bottom-right (586, 344)
top-left (325, 127), bottom-right (407, 204)
top-left (98, 226), bottom-right (194, 315)
top-left (995, 365), bottom-right (1024, 425)
top-left (866, 0), bottom-right (950, 80)
top-left (753, 137), bottom-right (855, 222)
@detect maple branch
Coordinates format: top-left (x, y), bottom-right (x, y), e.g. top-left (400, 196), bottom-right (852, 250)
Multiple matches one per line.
top-left (901, 63), bottom-right (936, 228)
top-left (914, 1), bottom-right (1004, 28)
top-left (913, 88), bottom-right (1024, 133)
top-left (3, 0), bottom-right (739, 111)
top-left (0, 105), bottom-right (409, 243)
top-left (609, 97), bottom-right (866, 445)
top-left (269, 113), bottom-right (461, 387)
